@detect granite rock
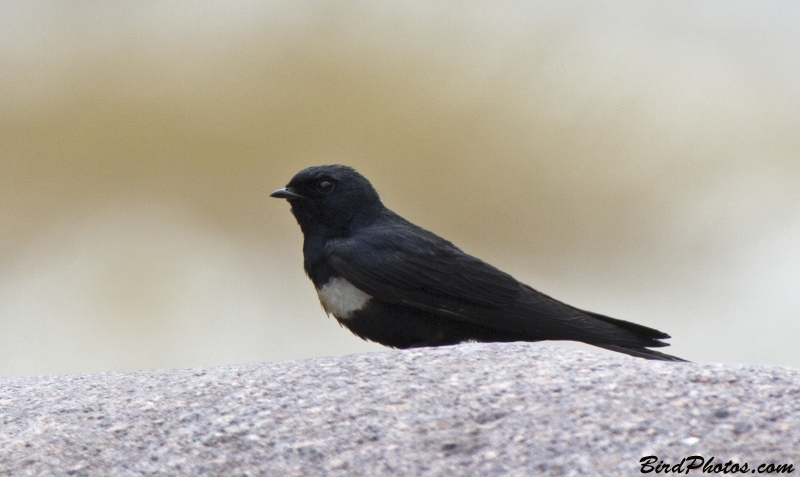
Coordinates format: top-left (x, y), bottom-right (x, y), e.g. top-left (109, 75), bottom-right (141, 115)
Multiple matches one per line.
top-left (1, 343), bottom-right (798, 476)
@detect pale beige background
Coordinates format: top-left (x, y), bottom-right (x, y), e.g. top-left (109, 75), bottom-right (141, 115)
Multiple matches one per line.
top-left (1, 2), bottom-right (798, 376)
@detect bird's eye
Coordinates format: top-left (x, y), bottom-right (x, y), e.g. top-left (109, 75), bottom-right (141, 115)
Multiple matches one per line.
top-left (316, 180), bottom-right (335, 194)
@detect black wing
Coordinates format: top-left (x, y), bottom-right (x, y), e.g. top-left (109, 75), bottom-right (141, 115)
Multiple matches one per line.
top-left (326, 222), bottom-right (625, 339)
top-left (325, 216), bottom-right (521, 315)
top-left (326, 213), bottom-right (681, 359)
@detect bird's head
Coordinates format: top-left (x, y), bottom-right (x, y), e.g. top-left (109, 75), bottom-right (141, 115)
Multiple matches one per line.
top-left (271, 165), bottom-right (383, 235)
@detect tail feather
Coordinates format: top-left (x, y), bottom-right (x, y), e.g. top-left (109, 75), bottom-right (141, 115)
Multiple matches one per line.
top-left (595, 343), bottom-right (688, 362)
top-left (578, 309), bottom-right (671, 347)
top-left (562, 302), bottom-right (687, 361)
top-left (515, 283), bottom-right (685, 361)
top-left (580, 310), bottom-right (688, 361)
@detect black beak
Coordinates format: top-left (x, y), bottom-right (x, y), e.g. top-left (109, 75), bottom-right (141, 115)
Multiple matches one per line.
top-left (270, 187), bottom-right (306, 200)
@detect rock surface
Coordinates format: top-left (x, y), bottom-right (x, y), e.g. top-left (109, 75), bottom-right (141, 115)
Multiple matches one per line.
top-left (1, 343), bottom-right (798, 476)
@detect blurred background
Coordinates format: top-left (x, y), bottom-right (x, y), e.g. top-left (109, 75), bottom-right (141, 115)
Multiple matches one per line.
top-left (1, 1), bottom-right (798, 376)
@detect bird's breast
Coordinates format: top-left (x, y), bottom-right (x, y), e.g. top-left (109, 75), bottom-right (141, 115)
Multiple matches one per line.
top-left (316, 277), bottom-right (372, 320)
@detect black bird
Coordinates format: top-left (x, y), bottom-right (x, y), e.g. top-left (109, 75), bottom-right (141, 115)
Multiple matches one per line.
top-left (271, 165), bottom-right (685, 361)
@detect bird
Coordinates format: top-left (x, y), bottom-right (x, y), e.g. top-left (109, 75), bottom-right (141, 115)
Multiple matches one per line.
top-left (271, 164), bottom-right (685, 361)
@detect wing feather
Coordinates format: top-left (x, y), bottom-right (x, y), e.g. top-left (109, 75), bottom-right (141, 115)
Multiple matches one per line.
top-left (325, 218), bottom-right (520, 310)
top-left (326, 214), bottom-right (673, 351)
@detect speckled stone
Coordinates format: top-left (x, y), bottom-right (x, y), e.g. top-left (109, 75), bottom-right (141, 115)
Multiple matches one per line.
top-left (1, 343), bottom-right (798, 476)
